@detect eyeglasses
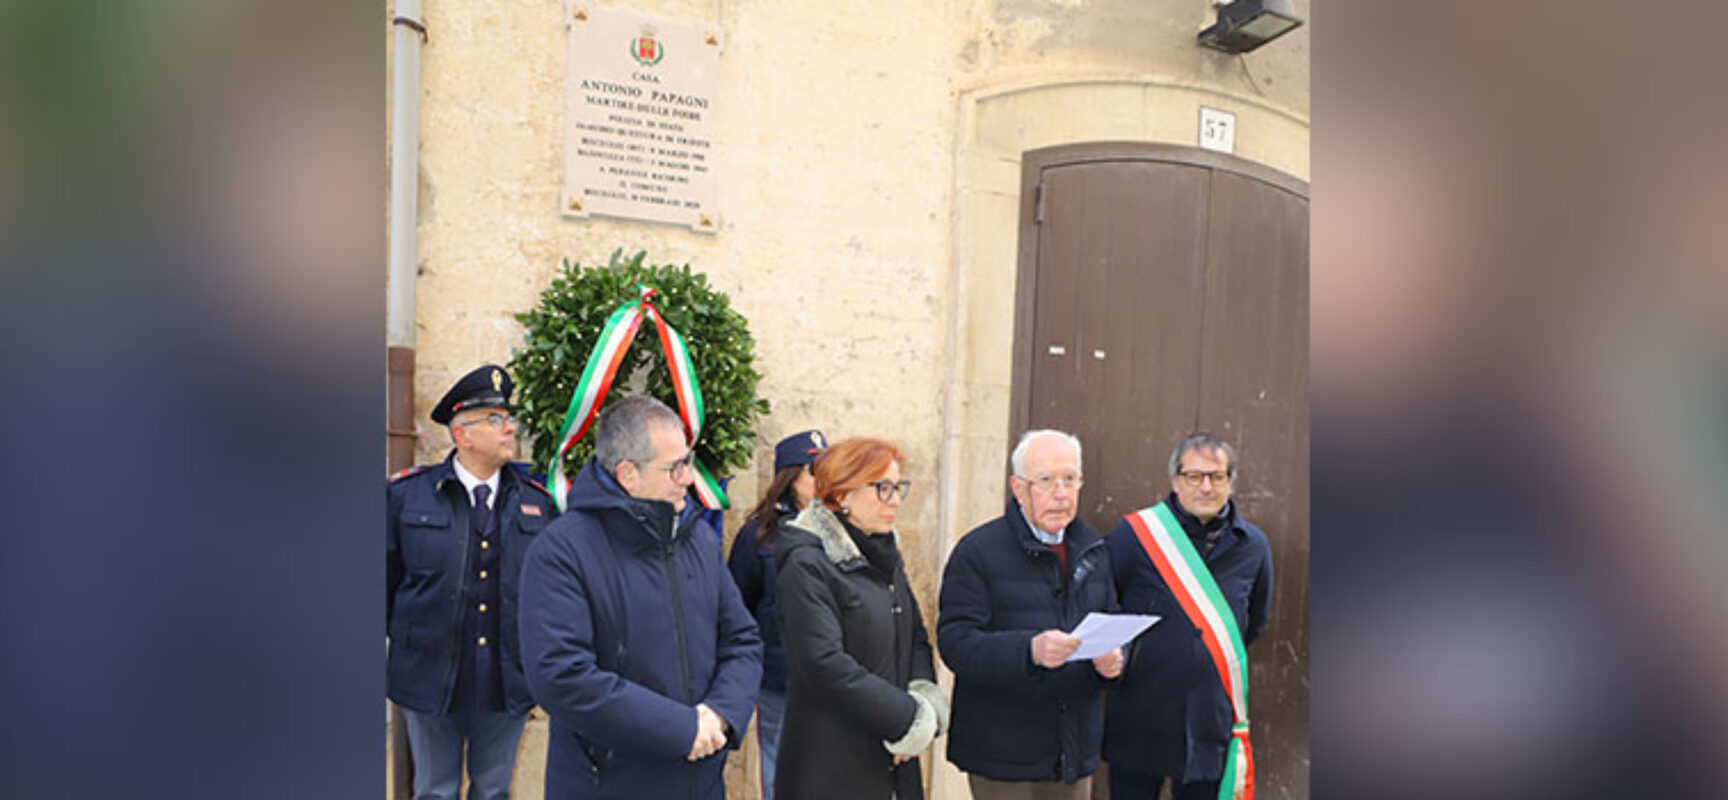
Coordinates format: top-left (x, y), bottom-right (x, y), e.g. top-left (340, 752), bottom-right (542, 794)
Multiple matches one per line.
top-left (1177, 470), bottom-right (1232, 488)
top-left (1019, 474), bottom-right (1084, 493)
top-left (867, 479), bottom-right (912, 502)
top-left (457, 413), bottom-right (517, 431)
top-left (635, 452), bottom-right (695, 481)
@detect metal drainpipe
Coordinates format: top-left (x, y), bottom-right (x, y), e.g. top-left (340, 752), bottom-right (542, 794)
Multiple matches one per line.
top-left (387, 0), bottom-right (426, 474)
top-left (387, 2), bottom-right (426, 798)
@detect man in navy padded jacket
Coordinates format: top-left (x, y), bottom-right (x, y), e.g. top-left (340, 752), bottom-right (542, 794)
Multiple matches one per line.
top-left (518, 394), bottom-right (761, 799)
top-left (938, 429), bottom-right (1123, 799)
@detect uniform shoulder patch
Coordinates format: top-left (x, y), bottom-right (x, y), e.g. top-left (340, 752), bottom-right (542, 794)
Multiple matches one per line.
top-left (389, 464), bottom-right (431, 483)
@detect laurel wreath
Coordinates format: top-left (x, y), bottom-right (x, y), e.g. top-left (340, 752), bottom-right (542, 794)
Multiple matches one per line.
top-left (510, 249), bottom-right (769, 485)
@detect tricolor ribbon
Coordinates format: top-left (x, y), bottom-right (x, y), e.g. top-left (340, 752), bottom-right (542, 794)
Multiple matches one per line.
top-left (1126, 502), bottom-right (1254, 800)
top-left (547, 284), bottom-right (728, 512)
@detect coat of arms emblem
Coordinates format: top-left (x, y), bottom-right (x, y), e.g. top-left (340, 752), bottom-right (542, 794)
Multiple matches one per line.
top-left (630, 25), bottom-right (664, 66)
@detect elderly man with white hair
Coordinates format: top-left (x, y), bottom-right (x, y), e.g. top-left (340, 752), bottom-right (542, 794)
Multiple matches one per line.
top-left (937, 429), bottom-right (1123, 799)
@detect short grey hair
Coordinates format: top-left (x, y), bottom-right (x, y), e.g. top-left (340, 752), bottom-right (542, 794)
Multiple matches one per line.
top-left (1011, 429), bottom-right (1083, 477)
top-left (594, 395), bottom-right (684, 473)
top-left (446, 406), bottom-right (494, 444)
top-left (1167, 432), bottom-right (1237, 478)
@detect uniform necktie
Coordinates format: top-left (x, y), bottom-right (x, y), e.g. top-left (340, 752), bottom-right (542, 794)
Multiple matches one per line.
top-left (472, 484), bottom-right (493, 533)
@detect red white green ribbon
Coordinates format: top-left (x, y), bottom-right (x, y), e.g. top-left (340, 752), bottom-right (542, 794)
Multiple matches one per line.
top-left (1126, 502), bottom-right (1254, 800)
top-left (548, 284), bottom-right (728, 512)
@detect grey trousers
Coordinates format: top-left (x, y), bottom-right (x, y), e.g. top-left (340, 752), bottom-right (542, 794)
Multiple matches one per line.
top-left (968, 773), bottom-right (1094, 800)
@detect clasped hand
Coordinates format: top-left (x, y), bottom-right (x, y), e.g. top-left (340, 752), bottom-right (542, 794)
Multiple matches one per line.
top-left (686, 703), bottom-right (726, 761)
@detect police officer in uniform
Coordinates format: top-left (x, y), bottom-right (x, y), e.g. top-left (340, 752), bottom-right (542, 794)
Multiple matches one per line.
top-left (387, 365), bottom-right (557, 799)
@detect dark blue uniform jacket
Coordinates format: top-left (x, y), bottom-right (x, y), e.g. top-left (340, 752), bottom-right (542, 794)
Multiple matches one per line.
top-left (1103, 495), bottom-right (1273, 783)
top-left (386, 453), bottom-right (555, 715)
top-left (937, 499), bottom-right (1118, 784)
top-left (725, 500), bottom-right (793, 693)
top-left (519, 457), bottom-right (762, 799)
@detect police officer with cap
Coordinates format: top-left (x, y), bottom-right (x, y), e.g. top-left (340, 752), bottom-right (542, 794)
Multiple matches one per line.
top-left (387, 365), bottom-right (557, 799)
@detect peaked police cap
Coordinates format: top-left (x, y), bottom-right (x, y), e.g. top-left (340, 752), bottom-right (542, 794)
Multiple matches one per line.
top-left (431, 365), bottom-right (514, 425)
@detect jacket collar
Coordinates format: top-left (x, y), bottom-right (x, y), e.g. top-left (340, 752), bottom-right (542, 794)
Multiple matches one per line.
top-left (788, 502), bottom-right (896, 569)
top-left (567, 456), bottom-right (685, 548)
top-left (1004, 497), bottom-right (1100, 555)
top-left (430, 451), bottom-right (461, 494)
top-left (1165, 492), bottom-right (1242, 559)
top-left (450, 453), bottom-right (500, 504)
top-left (433, 449), bottom-right (528, 498)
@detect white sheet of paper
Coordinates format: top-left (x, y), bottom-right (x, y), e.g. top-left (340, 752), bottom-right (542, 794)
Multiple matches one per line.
top-left (1065, 612), bottom-right (1160, 661)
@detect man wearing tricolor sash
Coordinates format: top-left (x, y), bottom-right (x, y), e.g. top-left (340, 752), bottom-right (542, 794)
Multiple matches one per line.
top-left (1103, 433), bottom-right (1273, 800)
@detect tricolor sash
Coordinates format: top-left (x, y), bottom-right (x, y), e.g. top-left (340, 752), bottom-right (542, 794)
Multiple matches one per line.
top-left (546, 284), bottom-right (727, 512)
top-left (1125, 502), bottom-right (1254, 800)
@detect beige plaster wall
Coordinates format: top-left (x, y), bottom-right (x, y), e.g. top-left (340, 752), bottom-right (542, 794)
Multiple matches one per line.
top-left (393, 1), bottom-right (1305, 797)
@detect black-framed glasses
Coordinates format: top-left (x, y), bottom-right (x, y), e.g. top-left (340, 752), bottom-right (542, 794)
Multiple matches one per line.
top-left (1019, 474), bottom-right (1083, 493)
top-left (456, 413), bottom-right (517, 431)
top-left (867, 479), bottom-right (912, 502)
top-left (1177, 470), bottom-right (1232, 488)
top-left (636, 452), bottom-right (695, 481)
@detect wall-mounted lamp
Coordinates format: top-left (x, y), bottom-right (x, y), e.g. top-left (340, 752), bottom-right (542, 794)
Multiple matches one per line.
top-left (1198, 0), bottom-right (1304, 54)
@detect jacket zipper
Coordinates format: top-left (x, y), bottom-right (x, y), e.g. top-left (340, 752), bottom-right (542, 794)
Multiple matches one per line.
top-left (889, 576), bottom-right (904, 780)
top-left (1045, 545), bottom-right (1067, 625)
top-left (1052, 538), bottom-right (1103, 784)
top-left (660, 515), bottom-right (696, 800)
top-left (663, 543), bottom-right (693, 702)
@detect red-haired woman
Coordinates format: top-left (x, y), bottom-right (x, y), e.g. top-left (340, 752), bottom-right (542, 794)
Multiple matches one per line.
top-left (773, 438), bottom-right (949, 800)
